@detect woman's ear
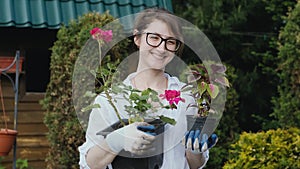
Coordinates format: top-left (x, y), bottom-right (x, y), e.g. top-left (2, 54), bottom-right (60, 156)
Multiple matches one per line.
top-left (133, 29), bottom-right (140, 47)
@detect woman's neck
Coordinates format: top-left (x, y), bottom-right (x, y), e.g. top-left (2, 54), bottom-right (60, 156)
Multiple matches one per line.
top-left (131, 69), bottom-right (168, 92)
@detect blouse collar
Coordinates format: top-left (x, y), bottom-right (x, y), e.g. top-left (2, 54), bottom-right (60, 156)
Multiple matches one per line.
top-left (123, 72), bottom-right (184, 90)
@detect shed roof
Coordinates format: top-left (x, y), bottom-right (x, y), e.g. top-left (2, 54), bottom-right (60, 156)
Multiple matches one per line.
top-left (0, 0), bottom-right (173, 29)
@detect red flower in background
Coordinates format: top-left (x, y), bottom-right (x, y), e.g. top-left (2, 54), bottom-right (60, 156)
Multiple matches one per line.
top-left (90, 27), bottom-right (113, 66)
top-left (90, 28), bottom-right (113, 43)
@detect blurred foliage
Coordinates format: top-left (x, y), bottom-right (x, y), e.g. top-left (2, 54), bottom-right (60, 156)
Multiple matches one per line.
top-left (271, 0), bottom-right (300, 128)
top-left (206, 64), bottom-right (240, 168)
top-left (0, 158), bottom-right (31, 169)
top-left (40, 12), bottom-right (129, 168)
top-left (172, 0), bottom-right (298, 168)
top-left (173, 0), bottom-right (296, 131)
top-left (0, 157), bottom-right (4, 169)
top-left (39, 0), bottom-right (300, 168)
top-left (16, 159), bottom-right (31, 169)
top-left (223, 127), bottom-right (300, 169)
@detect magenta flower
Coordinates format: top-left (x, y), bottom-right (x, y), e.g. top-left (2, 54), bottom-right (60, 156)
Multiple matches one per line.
top-left (160, 90), bottom-right (185, 109)
top-left (90, 28), bottom-right (113, 43)
top-left (90, 28), bottom-right (113, 65)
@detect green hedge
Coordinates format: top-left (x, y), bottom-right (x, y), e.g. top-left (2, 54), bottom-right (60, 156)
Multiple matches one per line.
top-left (271, 0), bottom-right (300, 128)
top-left (223, 127), bottom-right (300, 169)
top-left (40, 12), bottom-right (129, 168)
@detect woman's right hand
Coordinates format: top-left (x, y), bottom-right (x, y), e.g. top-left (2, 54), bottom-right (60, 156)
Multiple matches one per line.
top-left (106, 122), bottom-right (156, 155)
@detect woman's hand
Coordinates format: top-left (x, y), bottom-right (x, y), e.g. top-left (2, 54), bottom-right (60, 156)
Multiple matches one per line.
top-left (106, 122), bottom-right (156, 155)
top-left (183, 131), bottom-right (218, 169)
top-left (184, 131), bottom-right (218, 153)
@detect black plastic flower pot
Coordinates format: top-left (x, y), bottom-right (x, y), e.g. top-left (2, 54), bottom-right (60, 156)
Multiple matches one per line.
top-left (186, 115), bottom-right (207, 131)
top-left (186, 115), bottom-right (218, 135)
top-left (98, 119), bottom-right (165, 169)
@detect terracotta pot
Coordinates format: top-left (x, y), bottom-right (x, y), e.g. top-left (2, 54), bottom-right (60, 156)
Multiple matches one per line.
top-left (0, 128), bottom-right (18, 156)
top-left (0, 57), bottom-right (24, 73)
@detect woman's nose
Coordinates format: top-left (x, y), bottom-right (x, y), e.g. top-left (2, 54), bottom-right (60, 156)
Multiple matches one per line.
top-left (156, 41), bottom-right (166, 52)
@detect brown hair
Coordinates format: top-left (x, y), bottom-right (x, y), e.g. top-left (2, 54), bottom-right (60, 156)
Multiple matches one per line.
top-left (133, 8), bottom-right (184, 56)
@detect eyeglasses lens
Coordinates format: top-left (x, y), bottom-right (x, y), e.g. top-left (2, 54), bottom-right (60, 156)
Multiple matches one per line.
top-left (146, 33), bottom-right (180, 52)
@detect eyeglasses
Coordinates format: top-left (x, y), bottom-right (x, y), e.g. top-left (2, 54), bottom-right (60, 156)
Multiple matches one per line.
top-left (143, 32), bottom-right (181, 52)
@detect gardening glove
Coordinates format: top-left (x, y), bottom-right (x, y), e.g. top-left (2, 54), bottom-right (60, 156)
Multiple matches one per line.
top-left (106, 122), bottom-right (156, 155)
top-left (137, 125), bottom-right (157, 136)
top-left (183, 130), bottom-right (218, 154)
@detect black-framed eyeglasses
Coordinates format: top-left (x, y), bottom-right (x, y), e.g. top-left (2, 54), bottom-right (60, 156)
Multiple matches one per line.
top-left (143, 32), bottom-right (181, 52)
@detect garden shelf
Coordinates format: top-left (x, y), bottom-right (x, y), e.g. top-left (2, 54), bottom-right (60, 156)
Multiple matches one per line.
top-left (0, 51), bottom-right (22, 169)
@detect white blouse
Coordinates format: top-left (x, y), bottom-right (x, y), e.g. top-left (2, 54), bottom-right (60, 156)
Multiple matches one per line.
top-left (78, 73), bottom-right (209, 169)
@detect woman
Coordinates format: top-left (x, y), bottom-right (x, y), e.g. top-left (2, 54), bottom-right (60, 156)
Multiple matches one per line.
top-left (79, 8), bottom-right (214, 169)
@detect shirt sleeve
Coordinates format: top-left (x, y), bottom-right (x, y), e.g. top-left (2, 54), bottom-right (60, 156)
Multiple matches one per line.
top-left (78, 141), bottom-right (93, 169)
top-left (78, 95), bottom-right (117, 169)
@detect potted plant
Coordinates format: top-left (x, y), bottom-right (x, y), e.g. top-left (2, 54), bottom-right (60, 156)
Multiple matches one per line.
top-left (92, 67), bottom-right (182, 169)
top-left (99, 118), bottom-right (165, 169)
top-left (82, 27), bottom-right (230, 167)
top-left (81, 28), bottom-right (184, 169)
top-left (181, 62), bottom-right (230, 132)
top-left (91, 74), bottom-right (181, 168)
top-left (102, 87), bottom-right (183, 169)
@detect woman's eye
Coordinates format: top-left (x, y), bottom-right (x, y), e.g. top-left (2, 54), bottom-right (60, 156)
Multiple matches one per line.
top-left (167, 40), bottom-right (176, 45)
top-left (149, 35), bottom-right (160, 40)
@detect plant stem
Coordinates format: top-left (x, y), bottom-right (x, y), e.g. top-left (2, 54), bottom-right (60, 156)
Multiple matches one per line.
top-left (104, 90), bottom-right (126, 127)
top-left (98, 40), bottom-right (102, 67)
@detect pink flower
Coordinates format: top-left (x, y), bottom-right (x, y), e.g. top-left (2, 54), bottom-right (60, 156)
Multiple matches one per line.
top-left (160, 90), bottom-right (185, 109)
top-left (90, 28), bottom-right (113, 42)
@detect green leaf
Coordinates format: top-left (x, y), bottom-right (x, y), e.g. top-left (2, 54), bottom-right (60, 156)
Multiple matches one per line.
top-left (150, 94), bottom-right (160, 102)
top-left (111, 84), bottom-right (123, 94)
top-left (198, 82), bottom-right (207, 96)
top-left (139, 95), bottom-right (149, 101)
top-left (129, 93), bottom-right (140, 100)
top-left (215, 76), bottom-right (230, 87)
top-left (90, 70), bottom-right (96, 78)
top-left (149, 89), bottom-right (158, 95)
top-left (106, 62), bottom-right (114, 70)
top-left (101, 68), bottom-right (110, 76)
top-left (81, 103), bottom-right (100, 112)
top-left (159, 115), bottom-right (176, 125)
top-left (207, 83), bottom-right (219, 98)
top-left (83, 91), bottom-right (97, 98)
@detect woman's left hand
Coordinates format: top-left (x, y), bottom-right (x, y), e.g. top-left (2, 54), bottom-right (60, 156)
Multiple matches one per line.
top-left (183, 131), bottom-right (218, 153)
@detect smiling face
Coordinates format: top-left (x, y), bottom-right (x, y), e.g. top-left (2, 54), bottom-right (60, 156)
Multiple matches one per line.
top-left (134, 19), bottom-right (178, 71)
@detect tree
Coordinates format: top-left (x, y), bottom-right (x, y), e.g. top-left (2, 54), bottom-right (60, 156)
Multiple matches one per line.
top-left (271, 0), bottom-right (300, 128)
top-left (173, 0), bottom-right (297, 131)
top-left (172, 0), bottom-right (297, 168)
top-left (173, 1), bottom-right (243, 168)
top-left (40, 12), bottom-right (129, 168)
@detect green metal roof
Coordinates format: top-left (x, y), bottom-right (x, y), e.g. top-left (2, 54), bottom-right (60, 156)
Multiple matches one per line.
top-left (0, 0), bottom-right (173, 29)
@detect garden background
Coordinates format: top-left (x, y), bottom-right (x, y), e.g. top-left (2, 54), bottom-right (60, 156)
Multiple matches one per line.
top-left (0, 0), bottom-right (299, 168)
